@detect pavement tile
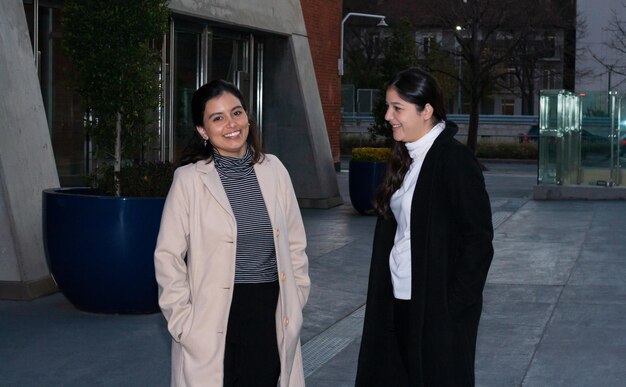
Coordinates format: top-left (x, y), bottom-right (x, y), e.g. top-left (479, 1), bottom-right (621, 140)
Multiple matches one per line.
top-left (488, 240), bottom-right (580, 285)
top-left (559, 284), bottom-right (626, 305)
top-left (524, 303), bottom-right (626, 386)
top-left (3, 164), bottom-right (626, 387)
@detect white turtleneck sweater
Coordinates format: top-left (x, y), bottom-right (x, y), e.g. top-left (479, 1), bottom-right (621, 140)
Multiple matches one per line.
top-left (389, 121), bottom-right (445, 300)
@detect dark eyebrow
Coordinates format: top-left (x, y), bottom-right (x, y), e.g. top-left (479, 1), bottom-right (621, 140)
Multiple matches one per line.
top-left (207, 105), bottom-right (243, 120)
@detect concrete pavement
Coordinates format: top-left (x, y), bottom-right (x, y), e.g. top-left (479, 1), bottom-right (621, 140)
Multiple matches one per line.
top-left (2, 161), bottom-right (626, 386)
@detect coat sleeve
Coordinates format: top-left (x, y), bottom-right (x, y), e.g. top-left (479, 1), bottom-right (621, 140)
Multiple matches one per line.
top-left (154, 168), bottom-right (193, 342)
top-left (446, 145), bottom-right (494, 318)
top-left (276, 159), bottom-right (310, 308)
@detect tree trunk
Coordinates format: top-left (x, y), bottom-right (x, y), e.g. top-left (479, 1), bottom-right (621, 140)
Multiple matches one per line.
top-left (115, 111), bottom-right (122, 197)
top-left (522, 88), bottom-right (535, 115)
top-left (466, 98), bottom-right (480, 152)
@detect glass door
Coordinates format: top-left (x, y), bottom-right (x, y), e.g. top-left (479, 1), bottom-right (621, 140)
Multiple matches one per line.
top-left (23, 0), bottom-right (86, 186)
top-left (166, 19), bottom-right (263, 163)
top-left (209, 29), bottom-right (262, 129)
top-left (168, 20), bottom-right (203, 163)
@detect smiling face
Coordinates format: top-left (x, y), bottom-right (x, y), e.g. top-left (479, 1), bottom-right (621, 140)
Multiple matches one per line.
top-left (384, 87), bottom-right (435, 143)
top-left (195, 91), bottom-right (249, 158)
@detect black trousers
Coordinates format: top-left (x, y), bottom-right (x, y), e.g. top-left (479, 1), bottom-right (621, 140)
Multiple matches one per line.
top-left (223, 281), bottom-right (280, 387)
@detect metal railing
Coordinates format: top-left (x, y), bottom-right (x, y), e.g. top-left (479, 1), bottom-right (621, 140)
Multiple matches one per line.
top-left (341, 112), bottom-right (540, 125)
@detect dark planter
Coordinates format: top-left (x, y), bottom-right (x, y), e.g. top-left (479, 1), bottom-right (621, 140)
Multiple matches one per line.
top-left (43, 188), bottom-right (165, 314)
top-left (349, 160), bottom-right (387, 215)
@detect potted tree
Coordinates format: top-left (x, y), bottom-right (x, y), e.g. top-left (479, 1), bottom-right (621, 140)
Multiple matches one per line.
top-left (42, 0), bottom-right (170, 314)
top-left (349, 147), bottom-right (390, 215)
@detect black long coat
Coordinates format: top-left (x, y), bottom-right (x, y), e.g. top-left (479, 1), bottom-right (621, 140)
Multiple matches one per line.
top-left (355, 122), bottom-right (494, 387)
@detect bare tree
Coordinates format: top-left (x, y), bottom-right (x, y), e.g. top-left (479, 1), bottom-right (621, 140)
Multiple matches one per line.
top-left (495, 2), bottom-right (582, 115)
top-left (590, 2), bottom-right (626, 90)
top-left (425, 0), bottom-right (536, 151)
top-left (574, 11), bottom-right (593, 83)
top-left (495, 37), bottom-right (549, 115)
top-left (344, 26), bottom-right (386, 89)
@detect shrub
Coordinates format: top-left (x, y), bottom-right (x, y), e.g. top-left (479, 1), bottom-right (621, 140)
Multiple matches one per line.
top-left (341, 133), bottom-right (388, 154)
top-left (351, 147), bottom-right (391, 162)
top-left (90, 162), bottom-right (175, 197)
top-left (63, 0), bottom-right (170, 196)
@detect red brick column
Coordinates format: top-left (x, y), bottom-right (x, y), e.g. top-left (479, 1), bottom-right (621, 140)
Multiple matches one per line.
top-left (300, 0), bottom-right (342, 167)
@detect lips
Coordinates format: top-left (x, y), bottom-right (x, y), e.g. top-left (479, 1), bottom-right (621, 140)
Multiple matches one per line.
top-left (224, 130), bottom-right (241, 138)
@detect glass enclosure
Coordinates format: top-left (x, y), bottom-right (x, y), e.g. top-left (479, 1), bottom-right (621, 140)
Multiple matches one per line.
top-left (538, 90), bottom-right (625, 186)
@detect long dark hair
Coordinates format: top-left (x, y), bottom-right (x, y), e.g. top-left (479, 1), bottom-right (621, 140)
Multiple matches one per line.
top-left (180, 79), bottom-right (264, 166)
top-left (374, 68), bottom-right (447, 217)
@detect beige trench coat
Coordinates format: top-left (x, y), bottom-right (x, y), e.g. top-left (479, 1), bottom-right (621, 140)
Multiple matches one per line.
top-left (154, 154), bottom-right (310, 387)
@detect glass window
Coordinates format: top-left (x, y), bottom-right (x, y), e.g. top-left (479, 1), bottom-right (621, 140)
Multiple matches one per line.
top-left (24, 1), bottom-right (86, 186)
top-left (172, 26), bottom-right (202, 163)
top-left (501, 99), bottom-right (515, 115)
top-left (542, 69), bottom-right (555, 89)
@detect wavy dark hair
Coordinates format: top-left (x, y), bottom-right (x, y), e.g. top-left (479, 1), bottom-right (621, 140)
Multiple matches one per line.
top-left (374, 68), bottom-right (447, 217)
top-left (180, 79), bottom-right (264, 166)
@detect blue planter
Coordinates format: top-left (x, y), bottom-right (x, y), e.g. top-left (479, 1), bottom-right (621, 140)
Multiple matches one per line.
top-left (43, 188), bottom-right (165, 314)
top-left (349, 160), bottom-right (387, 215)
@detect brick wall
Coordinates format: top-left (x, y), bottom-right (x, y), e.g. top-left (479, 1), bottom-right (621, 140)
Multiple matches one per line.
top-left (300, 0), bottom-right (342, 166)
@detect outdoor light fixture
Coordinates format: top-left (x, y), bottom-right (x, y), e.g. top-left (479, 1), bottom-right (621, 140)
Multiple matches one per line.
top-left (339, 12), bottom-right (388, 76)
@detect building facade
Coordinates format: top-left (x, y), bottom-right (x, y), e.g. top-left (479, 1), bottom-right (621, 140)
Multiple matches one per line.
top-left (1, 0), bottom-right (342, 299)
top-left (20, 0), bottom-right (342, 205)
top-left (342, 0), bottom-right (577, 117)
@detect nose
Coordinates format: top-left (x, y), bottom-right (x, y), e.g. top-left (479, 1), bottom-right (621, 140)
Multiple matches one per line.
top-left (384, 106), bottom-right (393, 122)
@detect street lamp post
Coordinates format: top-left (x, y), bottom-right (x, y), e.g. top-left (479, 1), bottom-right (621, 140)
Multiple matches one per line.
top-left (339, 12), bottom-right (387, 76)
top-left (455, 25), bottom-right (465, 114)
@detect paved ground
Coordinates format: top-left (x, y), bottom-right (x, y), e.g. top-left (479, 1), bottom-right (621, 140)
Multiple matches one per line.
top-left (2, 160), bottom-right (626, 386)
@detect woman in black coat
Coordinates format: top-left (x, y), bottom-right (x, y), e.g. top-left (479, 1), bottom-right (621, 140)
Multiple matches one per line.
top-left (355, 68), bottom-right (494, 387)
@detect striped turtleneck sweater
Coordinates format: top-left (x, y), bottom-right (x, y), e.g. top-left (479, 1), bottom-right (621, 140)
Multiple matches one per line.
top-left (213, 149), bottom-right (278, 284)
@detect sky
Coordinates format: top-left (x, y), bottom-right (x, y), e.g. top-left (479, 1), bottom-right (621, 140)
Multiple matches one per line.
top-left (576, 0), bottom-right (626, 91)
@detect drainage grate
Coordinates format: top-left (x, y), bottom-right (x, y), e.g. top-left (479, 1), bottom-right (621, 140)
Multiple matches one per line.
top-left (492, 211), bottom-right (512, 229)
top-left (302, 305), bottom-right (365, 378)
top-left (302, 209), bottom-right (512, 379)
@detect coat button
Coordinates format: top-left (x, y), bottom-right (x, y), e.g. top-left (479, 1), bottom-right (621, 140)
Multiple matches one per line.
top-left (280, 272), bottom-right (286, 281)
top-left (275, 228), bottom-right (280, 237)
top-left (283, 317), bottom-right (289, 326)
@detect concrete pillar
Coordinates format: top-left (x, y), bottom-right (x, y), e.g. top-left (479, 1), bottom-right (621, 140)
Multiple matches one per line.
top-left (263, 35), bottom-right (343, 208)
top-left (0, 0), bottom-right (59, 299)
top-left (288, 33), bottom-right (343, 208)
top-left (168, 0), bottom-right (342, 208)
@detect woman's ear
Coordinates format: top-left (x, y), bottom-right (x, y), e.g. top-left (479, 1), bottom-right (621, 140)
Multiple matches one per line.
top-left (423, 103), bottom-right (434, 121)
top-left (195, 126), bottom-right (207, 140)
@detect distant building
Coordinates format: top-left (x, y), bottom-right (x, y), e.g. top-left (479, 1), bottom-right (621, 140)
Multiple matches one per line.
top-left (342, 0), bottom-right (577, 116)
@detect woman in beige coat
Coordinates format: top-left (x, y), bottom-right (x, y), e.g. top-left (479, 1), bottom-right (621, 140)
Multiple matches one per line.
top-left (154, 80), bottom-right (310, 387)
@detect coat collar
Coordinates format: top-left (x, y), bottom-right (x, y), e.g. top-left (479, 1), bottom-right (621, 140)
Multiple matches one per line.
top-left (195, 160), bottom-right (233, 218)
top-left (193, 157), bottom-right (277, 222)
top-left (253, 157), bottom-right (278, 223)
top-left (432, 120), bottom-right (459, 148)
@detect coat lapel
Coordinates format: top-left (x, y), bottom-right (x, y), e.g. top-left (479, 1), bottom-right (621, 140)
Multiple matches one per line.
top-left (254, 158), bottom-right (278, 224)
top-left (195, 161), bottom-right (234, 219)
top-left (409, 123), bottom-right (457, 296)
